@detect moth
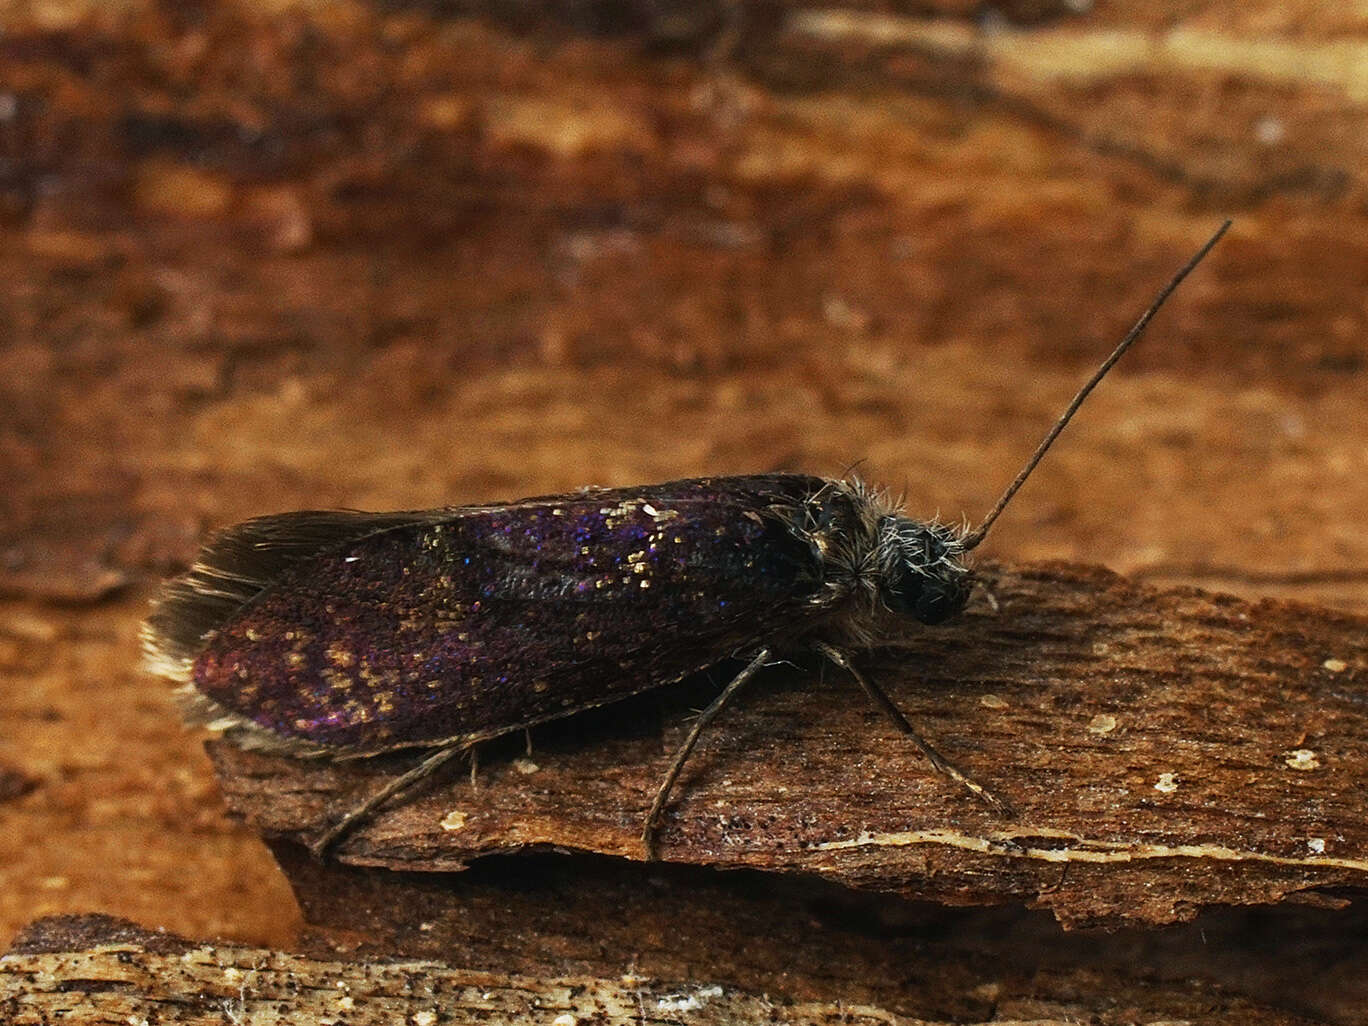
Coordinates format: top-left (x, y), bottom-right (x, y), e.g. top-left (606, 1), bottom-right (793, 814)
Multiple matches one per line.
top-left (143, 222), bottom-right (1229, 858)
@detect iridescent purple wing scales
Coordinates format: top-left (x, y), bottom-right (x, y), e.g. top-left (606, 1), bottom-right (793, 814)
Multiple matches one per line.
top-left (190, 476), bottom-right (842, 754)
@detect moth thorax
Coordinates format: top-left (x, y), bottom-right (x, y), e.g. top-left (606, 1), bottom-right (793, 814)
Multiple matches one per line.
top-left (874, 515), bottom-right (971, 625)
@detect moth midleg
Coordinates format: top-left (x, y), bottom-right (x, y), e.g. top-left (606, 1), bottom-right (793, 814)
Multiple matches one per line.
top-left (642, 647), bottom-right (772, 860)
top-left (813, 641), bottom-right (1011, 815)
top-left (309, 742), bottom-right (468, 857)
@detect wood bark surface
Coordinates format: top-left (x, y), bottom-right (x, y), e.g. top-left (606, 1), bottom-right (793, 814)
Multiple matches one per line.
top-left (2, 911), bottom-right (1341, 1026)
top-left (1, 0), bottom-right (1366, 1022)
top-left (212, 561), bottom-right (1368, 929)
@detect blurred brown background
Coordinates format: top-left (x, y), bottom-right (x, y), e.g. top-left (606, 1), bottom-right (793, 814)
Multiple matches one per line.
top-left (0, 0), bottom-right (1365, 960)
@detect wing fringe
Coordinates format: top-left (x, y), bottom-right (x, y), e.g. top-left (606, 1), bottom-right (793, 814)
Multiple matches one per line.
top-left (141, 509), bottom-right (450, 685)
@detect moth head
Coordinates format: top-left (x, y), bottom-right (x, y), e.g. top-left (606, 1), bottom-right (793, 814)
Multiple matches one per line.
top-left (875, 516), bottom-right (971, 625)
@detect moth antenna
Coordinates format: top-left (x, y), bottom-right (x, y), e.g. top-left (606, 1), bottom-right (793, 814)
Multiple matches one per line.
top-left (959, 219), bottom-right (1231, 552)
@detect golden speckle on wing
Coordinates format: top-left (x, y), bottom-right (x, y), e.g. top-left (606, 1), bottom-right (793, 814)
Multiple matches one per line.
top-left (342, 698), bottom-right (371, 723)
top-left (327, 643), bottom-right (356, 668)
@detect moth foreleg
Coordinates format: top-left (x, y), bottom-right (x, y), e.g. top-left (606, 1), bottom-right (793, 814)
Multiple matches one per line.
top-left (813, 641), bottom-right (1012, 816)
top-left (642, 647), bottom-right (772, 861)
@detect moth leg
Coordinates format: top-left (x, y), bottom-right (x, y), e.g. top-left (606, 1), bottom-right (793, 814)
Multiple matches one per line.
top-left (469, 744), bottom-right (480, 790)
top-left (642, 647), bottom-right (772, 861)
top-left (309, 743), bottom-right (467, 858)
top-left (813, 642), bottom-right (1013, 816)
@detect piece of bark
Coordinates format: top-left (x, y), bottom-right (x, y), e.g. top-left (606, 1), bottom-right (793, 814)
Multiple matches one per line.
top-left (0, 911), bottom-right (1336, 1026)
top-left (206, 561), bottom-right (1368, 929)
top-left (271, 846), bottom-right (1368, 1025)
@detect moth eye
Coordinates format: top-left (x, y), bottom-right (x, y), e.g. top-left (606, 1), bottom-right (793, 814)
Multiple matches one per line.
top-left (912, 581), bottom-right (968, 625)
top-left (876, 517), bottom-right (969, 625)
top-left (884, 573), bottom-right (967, 625)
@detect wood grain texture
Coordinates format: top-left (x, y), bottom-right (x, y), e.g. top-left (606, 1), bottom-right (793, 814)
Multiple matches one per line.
top-left (0, 911), bottom-right (1338, 1026)
top-left (0, 0), bottom-right (1366, 1019)
top-left (209, 562), bottom-right (1368, 928)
